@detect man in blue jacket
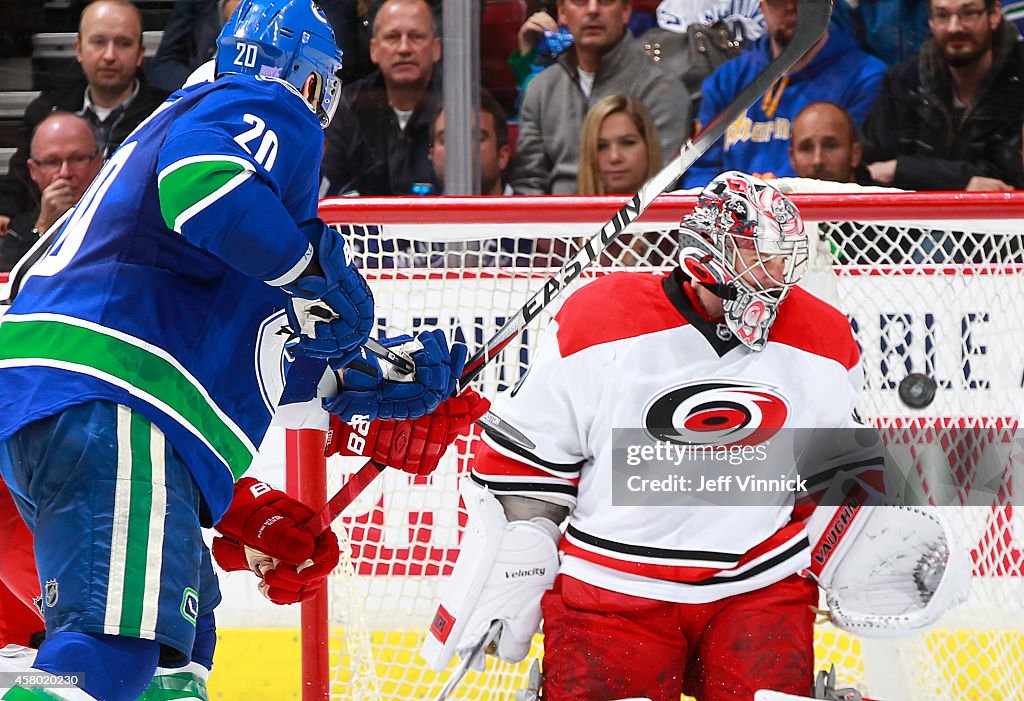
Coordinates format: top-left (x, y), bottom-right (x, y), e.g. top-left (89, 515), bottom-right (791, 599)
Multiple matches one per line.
top-left (683, 0), bottom-right (886, 188)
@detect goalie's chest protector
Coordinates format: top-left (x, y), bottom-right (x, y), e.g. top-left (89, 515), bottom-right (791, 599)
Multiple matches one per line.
top-left (476, 269), bottom-right (862, 603)
top-left (0, 78), bottom-right (322, 522)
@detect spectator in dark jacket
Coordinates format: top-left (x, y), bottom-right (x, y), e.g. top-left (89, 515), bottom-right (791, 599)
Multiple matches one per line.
top-left (0, 0), bottom-right (169, 233)
top-left (862, 0), bottom-right (1024, 190)
top-left (320, 0), bottom-right (442, 196)
top-left (0, 112), bottom-right (103, 273)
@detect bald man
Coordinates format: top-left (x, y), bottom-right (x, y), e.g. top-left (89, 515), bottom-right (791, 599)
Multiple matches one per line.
top-left (0, 112), bottom-right (103, 272)
top-left (0, 0), bottom-right (169, 233)
top-left (789, 101), bottom-right (864, 183)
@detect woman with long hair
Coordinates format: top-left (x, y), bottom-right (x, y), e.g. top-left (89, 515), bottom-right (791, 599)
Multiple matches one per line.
top-left (577, 95), bottom-right (671, 265)
top-left (578, 94), bottom-right (663, 195)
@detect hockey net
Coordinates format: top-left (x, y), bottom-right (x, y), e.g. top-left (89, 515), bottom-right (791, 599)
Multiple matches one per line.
top-left (294, 184), bottom-right (1024, 701)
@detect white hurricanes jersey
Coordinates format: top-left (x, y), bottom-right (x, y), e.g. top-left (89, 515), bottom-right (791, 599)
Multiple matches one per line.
top-left (473, 269), bottom-right (869, 604)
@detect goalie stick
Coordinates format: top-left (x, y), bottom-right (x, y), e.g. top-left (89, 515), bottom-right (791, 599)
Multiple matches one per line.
top-left (309, 0), bottom-right (833, 530)
top-left (434, 621), bottom-right (501, 701)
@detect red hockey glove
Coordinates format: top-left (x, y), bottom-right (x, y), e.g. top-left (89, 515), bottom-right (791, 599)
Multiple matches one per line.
top-left (212, 477), bottom-right (340, 605)
top-left (325, 388), bottom-right (490, 475)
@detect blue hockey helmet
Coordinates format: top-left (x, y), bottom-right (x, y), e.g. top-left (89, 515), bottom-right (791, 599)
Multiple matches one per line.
top-left (215, 0), bottom-right (344, 128)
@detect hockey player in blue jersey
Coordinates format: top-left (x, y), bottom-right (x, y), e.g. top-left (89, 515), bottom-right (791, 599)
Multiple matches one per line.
top-left (0, 2), bottom-right (468, 699)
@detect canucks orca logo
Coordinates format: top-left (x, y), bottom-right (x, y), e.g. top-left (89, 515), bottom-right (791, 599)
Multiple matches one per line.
top-left (181, 587), bottom-right (199, 625)
top-left (644, 380), bottom-right (789, 447)
top-left (255, 310), bottom-right (294, 415)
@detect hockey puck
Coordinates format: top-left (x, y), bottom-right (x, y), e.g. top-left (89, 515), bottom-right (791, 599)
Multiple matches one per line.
top-left (898, 373), bottom-right (937, 409)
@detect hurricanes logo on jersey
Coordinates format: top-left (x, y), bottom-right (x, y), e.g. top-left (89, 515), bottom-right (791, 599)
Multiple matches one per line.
top-left (643, 380), bottom-right (790, 447)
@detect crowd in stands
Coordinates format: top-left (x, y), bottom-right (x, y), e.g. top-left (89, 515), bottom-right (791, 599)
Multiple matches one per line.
top-left (1, 0), bottom-right (1024, 273)
top-left (321, 0), bottom-right (443, 196)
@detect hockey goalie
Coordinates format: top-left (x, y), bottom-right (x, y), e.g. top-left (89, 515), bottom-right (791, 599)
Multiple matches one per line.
top-left (421, 173), bottom-right (972, 701)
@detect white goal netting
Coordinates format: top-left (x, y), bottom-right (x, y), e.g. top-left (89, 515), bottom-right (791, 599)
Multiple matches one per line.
top-left (294, 185), bottom-right (1024, 701)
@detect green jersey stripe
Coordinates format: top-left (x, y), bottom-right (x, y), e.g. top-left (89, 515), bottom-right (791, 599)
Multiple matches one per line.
top-left (0, 315), bottom-right (255, 478)
top-left (141, 419), bottom-right (168, 636)
top-left (157, 156), bottom-right (253, 232)
top-left (143, 671), bottom-right (209, 698)
top-left (118, 409), bottom-right (154, 637)
top-left (2, 688), bottom-right (67, 700)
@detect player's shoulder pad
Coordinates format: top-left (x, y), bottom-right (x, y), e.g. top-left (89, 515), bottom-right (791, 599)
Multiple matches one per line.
top-left (554, 271), bottom-right (686, 358)
top-left (770, 286), bottom-right (860, 370)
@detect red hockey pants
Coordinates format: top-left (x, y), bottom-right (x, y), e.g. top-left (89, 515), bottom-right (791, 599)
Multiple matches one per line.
top-left (0, 477), bottom-right (43, 647)
top-left (540, 573), bottom-right (817, 701)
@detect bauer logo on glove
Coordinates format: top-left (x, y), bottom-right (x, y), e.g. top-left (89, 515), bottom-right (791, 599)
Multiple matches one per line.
top-left (326, 388), bottom-right (490, 475)
top-left (212, 477), bottom-right (340, 604)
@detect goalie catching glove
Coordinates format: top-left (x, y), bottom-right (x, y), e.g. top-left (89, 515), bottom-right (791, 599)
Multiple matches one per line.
top-left (323, 329), bottom-right (468, 422)
top-left (805, 475), bottom-right (972, 637)
top-left (326, 388), bottom-right (490, 475)
top-left (283, 219), bottom-right (374, 363)
top-left (212, 477), bottom-right (340, 604)
top-left (421, 478), bottom-right (561, 671)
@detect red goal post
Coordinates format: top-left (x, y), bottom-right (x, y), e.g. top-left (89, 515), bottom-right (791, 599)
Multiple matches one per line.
top-left (294, 188), bottom-right (1024, 701)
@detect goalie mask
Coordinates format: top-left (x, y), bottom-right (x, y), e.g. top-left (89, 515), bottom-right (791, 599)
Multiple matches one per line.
top-left (678, 171), bottom-right (808, 351)
top-left (215, 0), bottom-right (344, 128)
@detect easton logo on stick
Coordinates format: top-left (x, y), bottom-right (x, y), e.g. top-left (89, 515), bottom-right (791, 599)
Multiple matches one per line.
top-left (522, 194), bottom-right (643, 325)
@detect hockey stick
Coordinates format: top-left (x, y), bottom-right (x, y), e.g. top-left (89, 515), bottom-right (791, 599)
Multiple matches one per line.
top-left (304, 391), bottom-right (532, 532)
top-left (434, 621), bottom-right (501, 701)
top-left (361, 339), bottom-right (532, 448)
top-left (310, 0), bottom-right (832, 528)
top-left (458, 0), bottom-right (831, 392)
top-left (364, 337), bottom-right (415, 375)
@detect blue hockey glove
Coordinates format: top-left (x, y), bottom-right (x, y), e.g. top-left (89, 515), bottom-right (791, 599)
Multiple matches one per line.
top-left (322, 329), bottom-right (467, 422)
top-left (283, 220), bottom-right (374, 362)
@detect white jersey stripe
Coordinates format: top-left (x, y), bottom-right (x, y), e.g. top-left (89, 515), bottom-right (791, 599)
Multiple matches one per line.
top-left (104, 405), bottom-right (133, 634)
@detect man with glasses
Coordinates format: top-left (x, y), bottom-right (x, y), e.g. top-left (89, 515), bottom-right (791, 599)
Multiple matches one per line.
top-left (0, 112), bottom-right (102, 272)
top-left (509, 0), bottom-right (690, 195)
top-left (861, 0), bottom-right (1024, 190)
top-left (0, 0), bottom-right (169, 238)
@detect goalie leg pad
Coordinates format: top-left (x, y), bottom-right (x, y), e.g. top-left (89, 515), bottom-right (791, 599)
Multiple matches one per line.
top-left (420, 479), bottom-right (560, 671)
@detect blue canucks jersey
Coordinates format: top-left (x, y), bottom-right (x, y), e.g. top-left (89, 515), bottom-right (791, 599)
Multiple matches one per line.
top-left (0, 75), bottom-right (326, 522)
